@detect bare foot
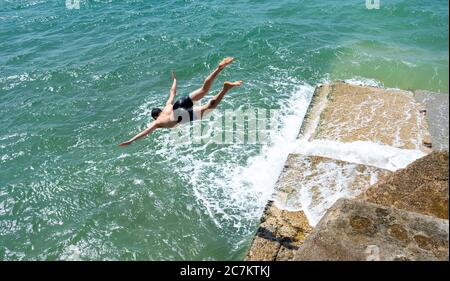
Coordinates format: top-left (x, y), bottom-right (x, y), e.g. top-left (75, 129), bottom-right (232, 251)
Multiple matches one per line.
top-left (218, 57), bottom-right (235, 69)
top-left (224, 80), bottom-right (243, 89)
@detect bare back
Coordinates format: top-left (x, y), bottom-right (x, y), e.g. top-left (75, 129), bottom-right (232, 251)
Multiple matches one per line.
top-left (155, 104), bottom-right (179, 128)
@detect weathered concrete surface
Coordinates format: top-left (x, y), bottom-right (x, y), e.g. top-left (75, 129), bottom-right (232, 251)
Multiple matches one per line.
top-left (298, 82), bottom-right (432, 153)
top-left (413, 91), bottom-right (449, 151)
top-left (245, 201), bottom-right (312, 261)
top-left (274, 154), bottom-right (391, 226)
top-left (361, 151), bottom-right (449, 219)
top-left (294, 199), bottom-right (449, 261)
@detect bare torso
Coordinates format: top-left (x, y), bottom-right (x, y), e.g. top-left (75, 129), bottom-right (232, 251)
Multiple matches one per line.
top-left (155, 104), bottom-right (178, 128)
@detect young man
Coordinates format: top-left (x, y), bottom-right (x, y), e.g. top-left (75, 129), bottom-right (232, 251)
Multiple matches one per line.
top-left (119, 57), bottom-right (243, 146)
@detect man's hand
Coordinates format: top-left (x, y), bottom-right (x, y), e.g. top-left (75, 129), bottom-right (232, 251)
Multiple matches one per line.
top-left (119, 140), bottom-right (132, 147)
top-left (167, 71), bottom-right (177, 105)
top-left (119, 122), bottom-right (159, 147)
top-left (218, 57), bottom-right (234, 70)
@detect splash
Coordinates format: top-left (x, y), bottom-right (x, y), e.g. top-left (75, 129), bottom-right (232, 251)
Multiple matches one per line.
top-left (150, 83), bottom-right (314, 234)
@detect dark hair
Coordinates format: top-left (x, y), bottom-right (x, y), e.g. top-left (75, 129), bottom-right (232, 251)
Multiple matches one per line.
top-left (151, 108), bottom-right (162, 120)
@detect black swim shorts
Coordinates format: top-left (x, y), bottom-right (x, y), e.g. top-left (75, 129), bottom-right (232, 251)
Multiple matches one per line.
top-left (173, 95), bottom-right (195, 123)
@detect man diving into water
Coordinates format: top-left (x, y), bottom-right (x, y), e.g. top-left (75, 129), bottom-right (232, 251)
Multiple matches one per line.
top-left (119, 57), bottom-right (243, 146)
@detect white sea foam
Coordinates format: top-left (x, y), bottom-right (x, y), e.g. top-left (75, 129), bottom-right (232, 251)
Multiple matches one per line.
top-left (221, 84), bottom-right (314, 216)
top-left (133, 179), bottom-right (144, 185)
top-left (118, 153), bottom-right (129, 159)
top-left (294, 139), bottom-right (426, 172)
top-left (285, 159), bottom-right (378, 226)
top-left (60, 245), bottom-right (82, 261)
top-left (344, 77), bottom-right (383, 87)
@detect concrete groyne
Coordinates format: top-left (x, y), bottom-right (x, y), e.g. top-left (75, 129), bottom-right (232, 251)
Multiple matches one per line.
top-left (245, 81), bottom-right (449, 261)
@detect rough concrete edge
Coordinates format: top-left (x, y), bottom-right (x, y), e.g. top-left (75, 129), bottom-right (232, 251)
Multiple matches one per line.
top-left (244, 200), bottom-right (280, 261)
top-left (412, 90), bottom-right (449, 152)
top-left (297, 83), bottom-right (330, 140)
top-left (244, 153), bottom-right (312, 261)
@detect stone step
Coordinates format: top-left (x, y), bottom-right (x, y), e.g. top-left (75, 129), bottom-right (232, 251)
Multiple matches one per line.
top-left (274, 154), bottom-right (391, 226)
top-left (299, 82), bottom-right (432, 153)
top-left (360, 151), bottom-right (449, 219)
top-left (293, 198), bottom-right (449, 261)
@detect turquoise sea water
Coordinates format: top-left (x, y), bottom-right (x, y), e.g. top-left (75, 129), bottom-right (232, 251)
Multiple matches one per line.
top-left (0, 0), bottom-right (448, 260)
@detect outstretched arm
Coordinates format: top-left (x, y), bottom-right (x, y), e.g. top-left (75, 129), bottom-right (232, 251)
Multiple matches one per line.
top-left (166, 71), bottom-right (177, 105)
top-left (119, 121), bottom-right (160, 147)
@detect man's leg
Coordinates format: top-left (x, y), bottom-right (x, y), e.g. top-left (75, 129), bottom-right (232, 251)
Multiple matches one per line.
top-left (197, 81), bottom-right (243, 119)
top-left (189, 57), bottom-right (235, 102)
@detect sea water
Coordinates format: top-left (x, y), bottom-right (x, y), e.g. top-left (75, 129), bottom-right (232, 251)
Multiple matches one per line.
top-left (0, 0), bottom-right (448, 260)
